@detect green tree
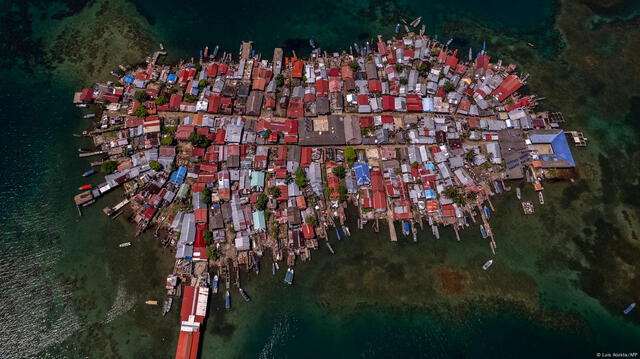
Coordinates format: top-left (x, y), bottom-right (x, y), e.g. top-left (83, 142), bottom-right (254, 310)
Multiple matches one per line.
top-left (149, 160), bottom-right (163, 171)
top-left (349, 60), bottom-right (360, 72)
top-left (198, 79), bottom-right (207, 88)
top-left (133, 105), bottom-right (148, 117)
top-left (203, 230), bottom-right (213, 246)
top-left (411, 161), bottom-right (420, 169)
top-left (255, 193), bottom-right (268, 211)
top-left (332, 165), bottom-right (346, 179)
top-left (154, 96), bottom-right (167, 105)
top-left (394, 63), bottom-right (404, 73)
top-left (305, 216), bottom-right (317, 226)
top-left (100, 160), bottom-right (118, 174)
top-left (207, 245), bottom-right (217, 259)
top-left (344, 147), bottom-right (357, 166)
top-left (134, 90), bottom-right (150, 103)
top-left (275, 74), bottom-right (285, 87)
top-left (338, 184), bottom-right (348, 201)
top-left (189, 131), bottom-right (211, 147)
top-left (465, 149), bottom-right (476, 162)
top-left (295, 167), bottom-right (308, 187)
top-left (167, 87), bottom-right (178, 94)
top-left (268, 186), bottom-right (281, 198)
top-left (201, 187), bottom-right (212, 204)
top-left (399, 78), bottom-right (408, 85)
top-left (183, 94), bottom-right (198, 103)
top-left (195, 63), bottom-right (202, 71)
top-left (466, 191), bottom-right (478, 202)
top-left (444, 81), bottom-right (456, 92)
top-left (161, 136), bottom-right (175, 146)
top-left (443, 186), bottom-right (466, 206)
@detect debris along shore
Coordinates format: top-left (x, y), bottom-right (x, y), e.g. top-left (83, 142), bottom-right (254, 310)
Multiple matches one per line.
top-left (73, 25), bottom-right (582, 359)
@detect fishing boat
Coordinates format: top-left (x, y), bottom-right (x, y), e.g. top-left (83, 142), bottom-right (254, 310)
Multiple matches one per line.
top-left (239, 288), bottom-right (251, 302)
top-left (119, 242), bottom-right (131, 248)
top-left (272, 262), bottom-right (276, 276)
top-left (480, 225), bottom-right (488, 239)
top-left (284, 268), bottom-right (294, 285)
top-left (83, 113), bottom-right (96, 119)
top-left (162, 298), bottom-right (173, 316)
top-left (395, 23), bottom-right (400, 33)
top-left (335, 227), bottom-right (342, 241)
top-left (483, 206), bottom-right (491, 219)
top-left (212, 274), bottom-right (219, 294)
top-left (538, 191), bottom-right (545, 205)
top-left (482, 260), bottom-right (493, 271)
top-left (78, 184), bottom-right (92, 191)
top-left (342, 225), bottom-right (351, 237)
top-left (410, 16), bottom-right (422, 27)
top-left (254, 260), bottom-right (260, 275)
top-left (527, 42), bottom-right (535, 48)
top-left (353, 43), bottom-right (360, 53)
top-left (212, 45), bottom-right (219, 58)
top-left (402, 221), bottom-right (410, 235)
top-left (225, 291), bottom-right (231, 309)
top-left (309, 39), bottom-right (317, 48)
top-left (76, 103), bottom-right (87, 108)
top-left (145, 300), bottom-right (158, 305)
top-left (446, 38), bottom-right (453, 46)
top-left (516, 187), bottom-right (521, 200)
top-left (623, 302), bottom-right (636, 315)
top-left (82, 169), bottom-right (96, 177)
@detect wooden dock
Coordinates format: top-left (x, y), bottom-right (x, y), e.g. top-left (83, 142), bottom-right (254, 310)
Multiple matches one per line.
top-left (386, 210), bottom-right (398, 242)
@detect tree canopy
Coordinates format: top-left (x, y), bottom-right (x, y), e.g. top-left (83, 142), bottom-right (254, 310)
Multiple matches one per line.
top-left (305, 216), bottom-right (317, 226)
top-left (295, 167), bottom-right (308, 187)
top-left (268, 186), bottom-right (280, 198)
top-left (133, 105), bottom-right (148, 117)
top-left (100, 160), bottom-right (118, 174)
top-left (444, 81), bottom-right (456, 92)
top-left (154, 96), bottom-right (167, 105)
top-left (349, 60), bottom-right (360, 72)
top-left (183, 94), bottom-right (198, 103)
top-left (332, 165), bottom-right (346, 179)
top-left (201, 187), bottom-right (212, 204)
top-left (189, 131), bottom-right (211, 147)
top-left (134, 90), bottom-right (150, 103)
top-left (149, 160), bottom-right (163, 171)
top-left (344, 147), bottom-right (357, 165)
top-left (255, 193), bottom-right (268, 211)
top-left (338, 184), bottom-right (348, 201)
top-left (161, 136), bottom-right (175, 146)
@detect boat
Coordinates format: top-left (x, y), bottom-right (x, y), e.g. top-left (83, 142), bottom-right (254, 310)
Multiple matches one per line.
top-left (275, 262), bottom-right (280, 270)
top-left (483, 206), bottom-right (491, 219)
top-left (83, 113), bottom-right (96, 119)
top-left (527, 42), bottom-right (535, 48)
top-left (309, 39), bottom-right (317, 48)
top-left (516, 187), bottom-right (521, 200)
top-left (482, 260), bottom-right (493, 271)
top-left (342, 225), bottom-right (351, 237)
top-left (402, 221), bottom-right (410, 235)
top-left (76, 103), bottom-right (87, 108)
top-left (145, 300), bottom-right (158, 305)
top-left (623, 302), bottom-right (636, 315)
top-left (410, 16), bottom-right (422, 27)
top-left (162, 298), bottom-right (173, 316)
top-left (284, 267), bottom-right (294, 285)
top-left (395, 24), bottom-right (400, 33)
top-left (82, 169), bottom-right (96, 177)
top-left (78, 184), bottom-right (92, 191)
top-left (254, 260), bottom-right (260, 275)
top-left (538, 191), bottom-right (545, 205)
top-left (225, 290), bottom-right (231, 309)
top-left (119, 242), bottom-right (131, 247)
top-left (239, 288), bottom-right (251, 302)
top-left (212, 274), bottom-right (219, 294)
top-left (212, 45), bottom-right (219, 58)
top-left (272, 262), bottom-right (276, 276)
top-left (335, 227), bottom-right (342, 241)
top-left (480, 225), bottom-right (488, 239)
top-left (446, 38), bottom-right (453, 46)
top-left (353, 43), bottom-right (360, 53)
top-left (78, 148), bottom-right (92, 153)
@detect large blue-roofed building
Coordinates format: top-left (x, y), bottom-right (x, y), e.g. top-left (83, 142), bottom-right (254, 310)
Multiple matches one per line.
top-left (170, 166), bottom-right (187, 184)
top-left (353, 162), bottom-right (371, 185)
top-left (528, 130), bottom-right (575, 168)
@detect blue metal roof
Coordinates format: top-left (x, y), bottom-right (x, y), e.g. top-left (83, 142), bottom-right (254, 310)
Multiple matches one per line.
top-left (170, 166), bottom-right (187, 184)
top-left (353, 162), bottom-right (371, 185)
top-left (530, 130), bottom-right (575, 167)
top-left (123, 75), bottom-right (134, 84)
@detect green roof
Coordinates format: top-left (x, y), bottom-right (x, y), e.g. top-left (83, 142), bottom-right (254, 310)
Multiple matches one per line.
top-left (250, 171), bottom-right (265, 187)
top-left (177, 183), bottom-right (190, 198)
top-left (252, 210), bottom-right (266, 230)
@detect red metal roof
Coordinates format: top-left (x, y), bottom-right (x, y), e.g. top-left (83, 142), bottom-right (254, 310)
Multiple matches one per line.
top-left (292, 60), bottom-right (304, 78)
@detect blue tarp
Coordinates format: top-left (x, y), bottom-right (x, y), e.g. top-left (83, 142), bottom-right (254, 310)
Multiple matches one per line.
top-left (123, 75), bottom-right (134, 84)
top-left (353, 162), bottom-right (371, 185)
top-left (424, 163), bottom-right (435, 171)
top-left (167, 73), bottom-right (177, 82)
top-left (170, 166), bottom-right (187, 184)
top-left (424, 189), bottom-right (437, 199)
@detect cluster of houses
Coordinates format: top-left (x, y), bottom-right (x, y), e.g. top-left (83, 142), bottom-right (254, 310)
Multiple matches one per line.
top-left (74, 33), bottom-right (579, 359)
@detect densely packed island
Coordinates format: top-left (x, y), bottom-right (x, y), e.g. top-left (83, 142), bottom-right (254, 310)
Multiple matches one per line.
top-left (73, 23), bottom-right (586, 358)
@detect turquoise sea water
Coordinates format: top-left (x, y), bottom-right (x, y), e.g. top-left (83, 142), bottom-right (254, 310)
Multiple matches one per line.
top-left (1, 0), bottom-right (639, 357)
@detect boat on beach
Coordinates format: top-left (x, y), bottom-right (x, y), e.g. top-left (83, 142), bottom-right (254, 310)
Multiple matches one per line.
top-left (212, 274), bottom-right (219, 294)
top-left (119, 242), bottom-right (131, 247)
top-left (624, 302), bottom-right (636, 315)
top-left (284, 267), bottom-right (294, 285)
top-left (482, 260), bottom-right (493, 270)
